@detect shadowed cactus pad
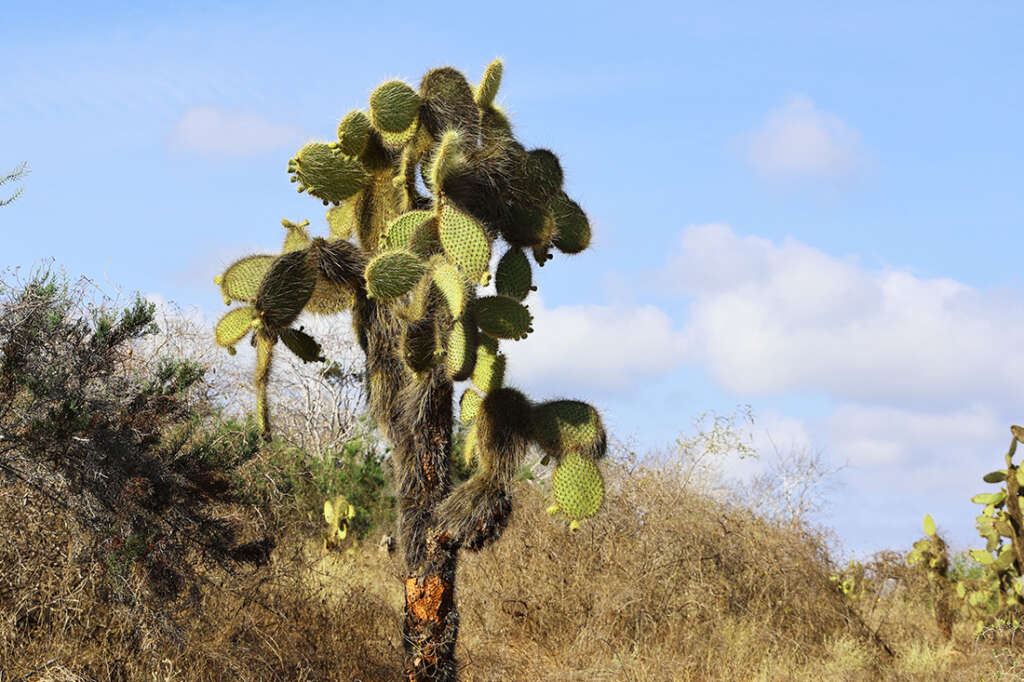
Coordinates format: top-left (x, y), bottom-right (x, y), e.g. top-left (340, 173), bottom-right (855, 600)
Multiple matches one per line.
top-left (370, 81), bottom-right (421, 133)
top-left (335, 110), bottom-right (372, 157)
top-left (217, 255), bottom-right (275, 304)
top-left (256, 250), bottom-right (317, 330)
top-left (551, 193), bottom-right (591, 254)
top-left (532, 400), bottom-right (606, 460)
top-left (279, 327), bottom-right (325, 363)
top-left (474, 296), bottom-right (532, 340)
top-left (523, 149), bottom-right (563, 202)
top-left (439, 201), bottom-right (491, 281)
top-left (365, 250), bottom-right (426, 299)
top-left (551, 451), bottom-right (604, 521)
top-left (215, 306), bottom-right (255, 350)
top-left (288, 142), bottom-right (369, 205)
top-left (495, 248), bottom-right (533, 301)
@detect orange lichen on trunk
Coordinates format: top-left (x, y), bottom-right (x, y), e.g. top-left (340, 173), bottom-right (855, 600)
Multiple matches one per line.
top-left (405, 574), bottom-right (452, 624)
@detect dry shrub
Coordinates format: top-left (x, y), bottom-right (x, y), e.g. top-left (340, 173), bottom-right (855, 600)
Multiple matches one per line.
top-left (454, 455), bottom-right (889, 681)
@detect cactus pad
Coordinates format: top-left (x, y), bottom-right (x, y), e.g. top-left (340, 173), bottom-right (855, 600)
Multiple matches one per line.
top-left (474, 296), bottom-right (532, 340)
top-left (218, 255), bottom-right (274, 304)
top-left (289, 142), bottom-right (369, 205)
top-left (419, 67), bottom-right (479, 137)
top-left (495, 248), bottom-right (533, 301)
top-left (552, 451), bottom-right (604, 521)
top-left (305, 277), bottom-right (354, 315)
top-left (382, 210), bottom-right (433, 251)
top-left (256, 251), bottom-right (317, 330)
top-left (460, 388), bottom-right (483, 425)
top-left (365, 250), bottom-right (426, 299)
top-left (472, 343), bottom-right (505, 394)
top-left (551, 193), bottom-right (591, 254)
top-left (439, 201), bottom-right (491, 281)
top-left (428, 131), bottom-right (465, 192)
top-left (409, 216), bottom-right (442, 258)
top-left (474, 59), bottom-right (503, 108)
top-left (501, 202), bottom-right (554, 248)
top-left (370, 80), bottom-right (421, 133)
top-left (523, 149), bottom-right (563, 201)
top-left (326, 201), bottom-right (357, 240)
top-left (336, 110), bottom-right (372, 157)
top-left (215, 306), bottom-right (255, 349)
top-left (532, 400), bottom-right (606, 460)
top-left (279, 327), bottom-right (325, 363)
top-left (445, 315), bottom-right (477, 381)
top-left (402, 316), bottom-right (437, 372)
top-left (432, 261), bottom-right (468, 318)
top-left (281, 219), bottom-right (312, 253)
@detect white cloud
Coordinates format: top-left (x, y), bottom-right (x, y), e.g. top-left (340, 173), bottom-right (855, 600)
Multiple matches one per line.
top-left (664, 223), bottom-right (1024, 407)
top-left (501, 293), bottom-right (688, 394)
top-left (169, 107), bottom-right (301, 156)
top-left (741, 95), bottom-right (864, 180)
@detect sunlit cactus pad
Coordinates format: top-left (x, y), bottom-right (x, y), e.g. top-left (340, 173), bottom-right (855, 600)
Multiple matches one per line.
top-left (365, 250), bottom-right (426, 299)
top-left (439, 201), bottom-right (490, 281)
top-left (288, 142), bottom-right (369, 205)
top-left (551, 451), bottom-right (604, 521)
top-left (218, 255), bottom-right (274, 304)
top-left (532, 400), bottom-right (605, 458)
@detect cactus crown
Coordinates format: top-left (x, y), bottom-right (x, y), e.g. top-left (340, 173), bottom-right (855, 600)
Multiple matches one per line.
top-left (213, 60), bottom-right (605, 545)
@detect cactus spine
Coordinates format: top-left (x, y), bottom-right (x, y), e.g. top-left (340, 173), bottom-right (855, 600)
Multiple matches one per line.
top-left (212, 60), bottom-right (604, 681)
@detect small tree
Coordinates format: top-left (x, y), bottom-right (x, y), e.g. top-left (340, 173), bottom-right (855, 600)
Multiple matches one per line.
top-left (0, 162), bottom-right (28, 207)
top-left (212, 60), bottom-right (606, 680)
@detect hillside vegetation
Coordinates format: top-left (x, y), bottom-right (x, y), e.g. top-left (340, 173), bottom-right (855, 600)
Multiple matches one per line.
top-left (0, 267), bottom-right (1020, 680)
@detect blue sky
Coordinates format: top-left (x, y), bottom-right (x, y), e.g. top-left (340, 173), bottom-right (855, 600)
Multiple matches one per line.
top-left (3, 2), bottom-right (1022, 558)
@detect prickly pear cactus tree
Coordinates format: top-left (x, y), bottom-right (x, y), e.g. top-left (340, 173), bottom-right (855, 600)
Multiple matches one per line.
top-left (212, 60), bottom-right (606, 680)
top-left (907, 514), bottom-right (953, 640)
top-left (913, 425), bottom-right (1024, 636)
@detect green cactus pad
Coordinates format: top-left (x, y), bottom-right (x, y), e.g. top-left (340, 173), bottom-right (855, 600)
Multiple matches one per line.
top-left (439, 201), bottom-right (491, 281)
top-left (460, 388), bottom-right (483, 425)
top-left (279, 327), bottom-right (325, 363)
top-left (326, 201), bottom-right (356, 240)
top-left (378, 124), bottom-right (418, 150)
top-left (474, 296), bottom-right (533, 340)
top-left (336, 110), bottom-right (372, 157)
top-left (983, 470), bottom-right (1008, 483)
top-left (495, 248), bottom-right (533, 301)
top-left (523, 149), bottom-right (563, 201)
top-left (532, 400), bottom-right (606, 459)
top-left (472, 343), bottom-right (505, 394)
top-left (972, 491), bottom-right (1008, 506)
top-left (218, 255), bottom-right (275, 304)
top-left (382, 210), bottom-right (433, 251)
top-left (290, 142), bottom-right (369, 205)
top-left (923, 514), bottom-right (936, 537)
top-left (550, 193), bottom-right (591, 254)
top-left (256, 251), bottom-right (317, 330)
top-left (432, 261), bottom-right (468, 318)
top-left (499, 202), bottom-right (552, 248)
top-left (428, 131), bottom-right (465, 192)
top-left (419, 67), bottom-right (479, 137)
top-left (370, 80), bottom-right (421, 133)
top-left (281, 219), bottom-right (312, 253)
top-left (365, 250), bottom-right (426, 299)
top-left (552, 451), bottom-right (604, 521)
top-left (445, 315), bottom-right (477, 381)
top-left (215, 306), bottom-right (255, 348)
top-left (402, 316), bottom-right (437, 372)
top-left (475, 59), bottom-right (503, 108)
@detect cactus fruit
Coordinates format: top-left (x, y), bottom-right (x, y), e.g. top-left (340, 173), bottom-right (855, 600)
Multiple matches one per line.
top-left (473, 296), bottom-right (532, 340)
top-left (212, 61), bottom-right (605, 680)
top-left (551, 451), bottom-right (604, 521)
top-left (288, 142), bottom-right (369, 205)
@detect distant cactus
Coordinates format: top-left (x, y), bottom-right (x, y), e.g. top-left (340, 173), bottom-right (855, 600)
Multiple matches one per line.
top-left (212, 60), bottom-right (604, 681)
top-left (912, 425), bottom-right (1024, 637)
top-left (907, 514), bottom-right (953, 640)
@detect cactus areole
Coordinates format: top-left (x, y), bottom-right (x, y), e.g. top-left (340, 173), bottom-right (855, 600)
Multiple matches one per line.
top-left (212, 60), bottom-right (607, 681)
